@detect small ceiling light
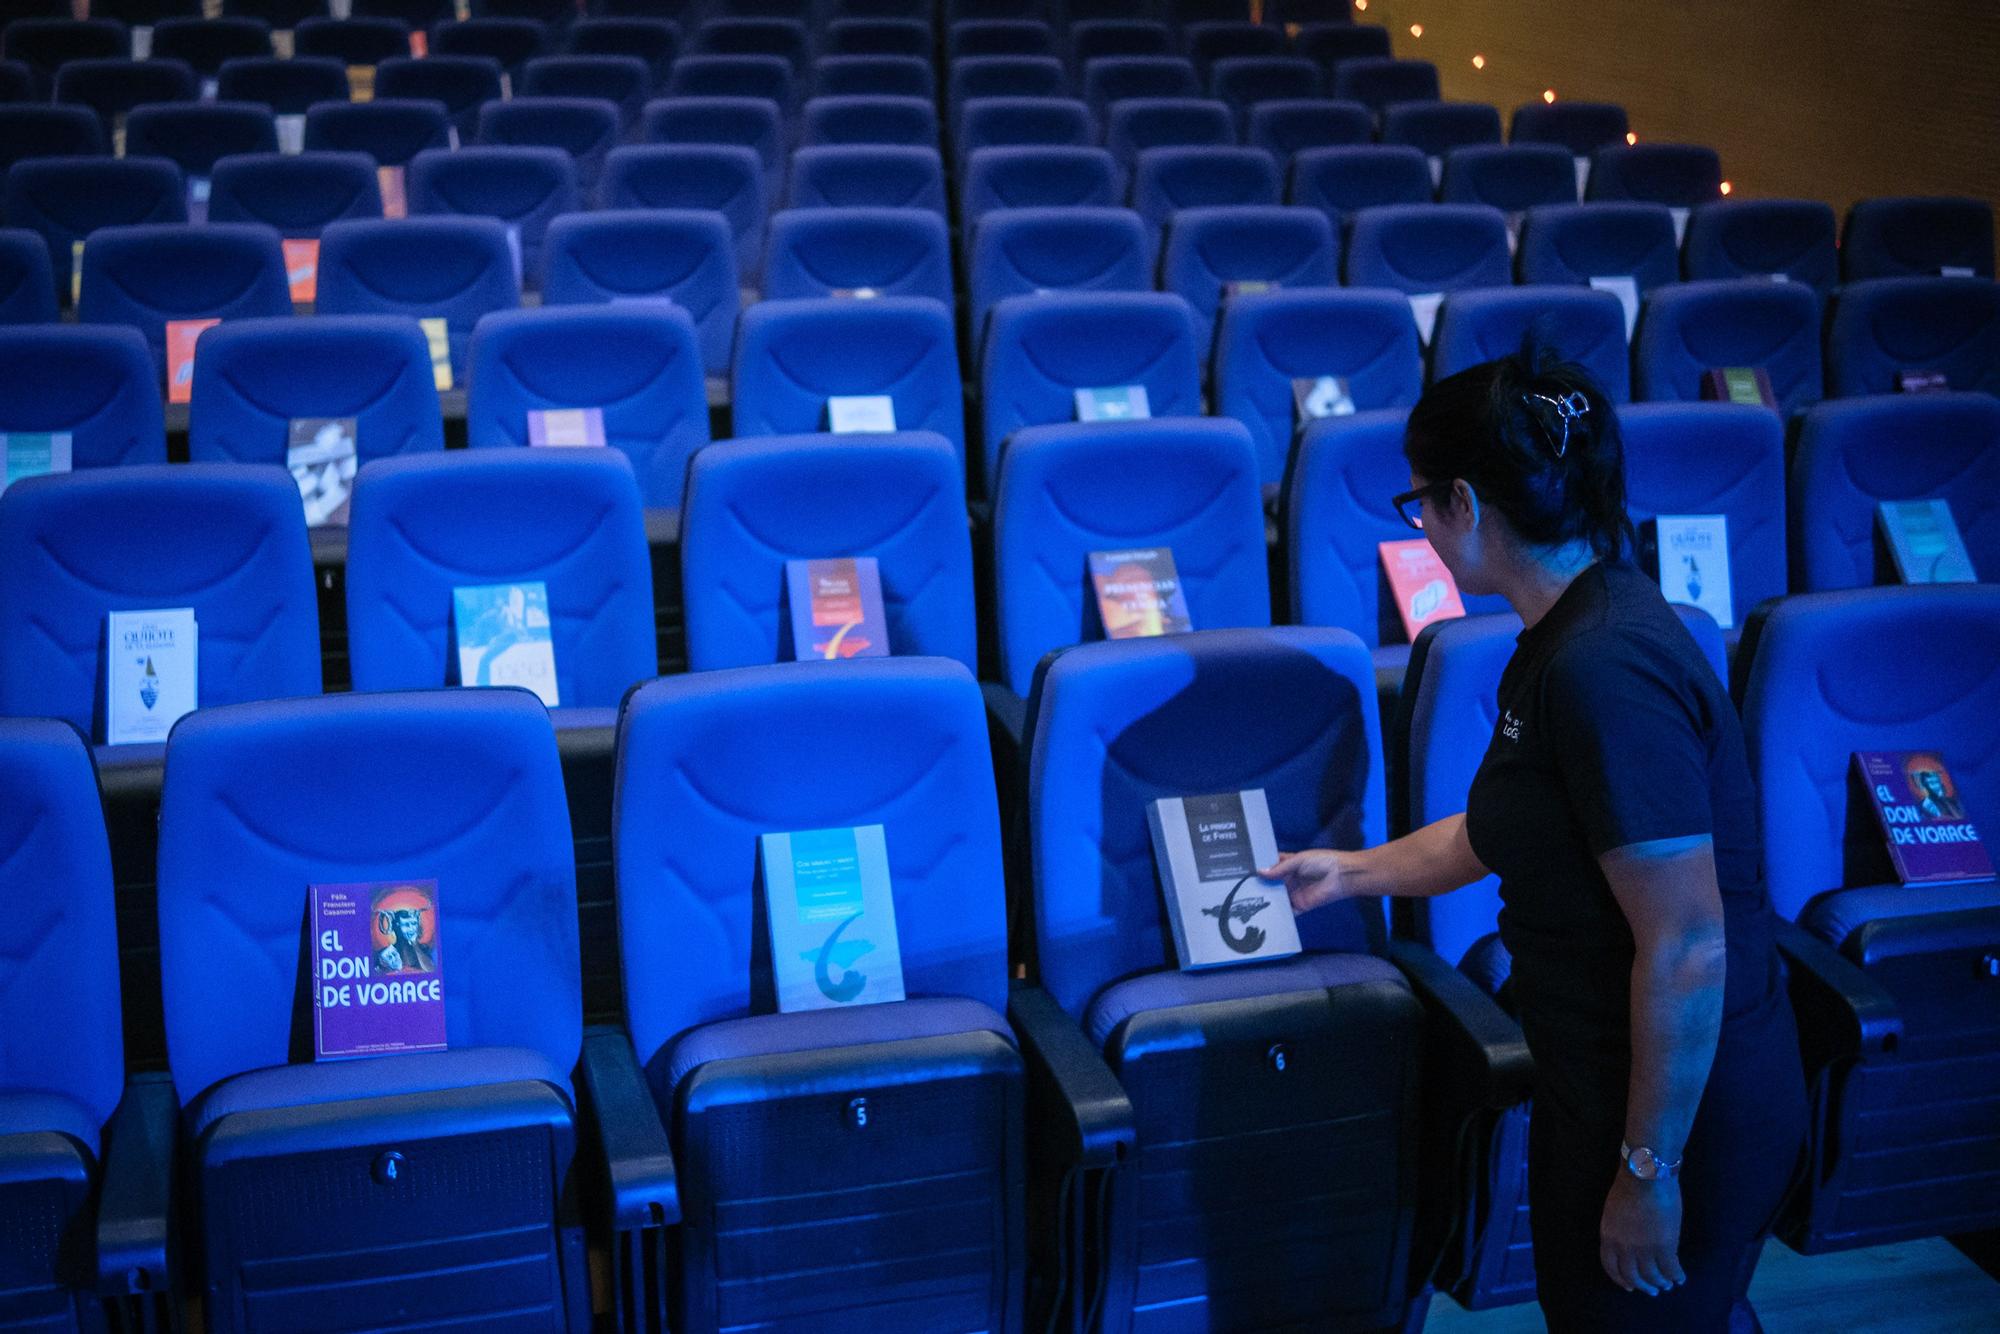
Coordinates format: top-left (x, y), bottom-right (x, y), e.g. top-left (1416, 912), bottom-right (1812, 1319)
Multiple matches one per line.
top-left (1409, 23), bottom-right (1423, 37)
top-left (1625, 131), bottom-right (1637, 145)
top-left (1542, 88), bottom-right (1557, 103)
top-left (1471, 54), bottom-right (1486, 70)
top-left (1720, 180), bottom-right (1734, 195)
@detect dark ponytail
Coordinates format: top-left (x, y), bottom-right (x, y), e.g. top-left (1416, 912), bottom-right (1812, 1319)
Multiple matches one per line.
top-left (1403, 339), bottom-right (1633, 562)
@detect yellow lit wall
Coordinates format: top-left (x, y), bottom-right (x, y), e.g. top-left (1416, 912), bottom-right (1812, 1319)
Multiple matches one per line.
top-left (1352, 0), bottom-right (2000, 236)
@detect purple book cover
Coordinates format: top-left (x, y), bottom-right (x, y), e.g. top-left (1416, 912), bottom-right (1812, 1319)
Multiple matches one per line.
top-left (312, 880), bottom-right (446, 1060)
top-left (1853, 752), bottom-right (1993, 885)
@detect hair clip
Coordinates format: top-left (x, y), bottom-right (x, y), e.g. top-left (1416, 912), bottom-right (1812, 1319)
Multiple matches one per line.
top-left (1524, 390), bottom-right (1590, 459)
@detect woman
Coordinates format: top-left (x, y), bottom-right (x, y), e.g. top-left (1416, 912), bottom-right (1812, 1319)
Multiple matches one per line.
top-left (1264, 348), bottom-right (1807, 1332)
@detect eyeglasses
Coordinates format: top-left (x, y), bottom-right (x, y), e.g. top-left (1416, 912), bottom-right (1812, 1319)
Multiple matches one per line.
top-left (1391, 482), bottom-right (1454, 531)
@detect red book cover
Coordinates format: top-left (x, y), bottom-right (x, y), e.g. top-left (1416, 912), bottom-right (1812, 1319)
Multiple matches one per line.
top-left (165, 318), bottom-right (220, 405)
top-left (1853, 751), bottom-right (1993, 885)
top-left (1379, 539), bottom-right (1466, 642)
top-left (283, 237), bottom-right (319, 303)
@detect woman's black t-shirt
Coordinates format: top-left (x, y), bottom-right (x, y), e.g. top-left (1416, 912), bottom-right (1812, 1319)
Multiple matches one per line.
top-left (1464, 561), bottom-right (1786, 1129)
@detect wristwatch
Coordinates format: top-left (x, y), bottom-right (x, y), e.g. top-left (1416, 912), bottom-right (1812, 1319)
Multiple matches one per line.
top-left (1621, 1142), bottom-right (1683, 1181)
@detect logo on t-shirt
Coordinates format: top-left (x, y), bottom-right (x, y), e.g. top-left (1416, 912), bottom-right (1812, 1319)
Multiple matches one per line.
top-left (1501, 709), bottom-right (1523, 743)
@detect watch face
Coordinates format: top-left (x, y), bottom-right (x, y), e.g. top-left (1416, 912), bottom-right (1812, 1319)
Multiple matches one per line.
top-left (1627, 1147), bottom-right (1659, 1179)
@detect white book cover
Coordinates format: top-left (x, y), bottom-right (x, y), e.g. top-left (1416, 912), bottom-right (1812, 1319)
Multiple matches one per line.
top-left (1407, 292), bottom-right (1444, 346)
top-left (1668, 206), bottom-right (1690, 245)
top-left (1147, 790), bottom-right (1300, 970)
top-left (1655, 515), bottom-right (1733, 629)
top-left (288, 418), bottom-right (357, 527)
top-left (1589, 274), bottom-right (1640, 341)
top-left (827, 394), bottom-right (897, 434)
top-left (1291, 376), bottom-right (1356, 426)
top-left (1, 432), bottom-right (72, 495)
top-left (1877, 499), bottom-right (1978, 584)
top-left (761, 824), bottom-right (905, 1012)
top-left (1571, 155), bottom-right (1590, 199)
top-left (452, 581), bottom-right (559, 706)
top-left (1075, 385), bottom-right (1151, 422)
top-left (106, 608), bottom-right (198, 746)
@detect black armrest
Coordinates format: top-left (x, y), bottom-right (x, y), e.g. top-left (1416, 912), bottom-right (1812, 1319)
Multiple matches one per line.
top-left (1774, 919), bottom-right (1903, 1068)
top-left (96, 1071), bottom-right (175, 1297)
top-left (1007, 983), bottom-right (1134, 1172)
top-left (578, 1027), bottom-right (681, 1230)
top-left (1386, 939), bottom-right (1533, 1111)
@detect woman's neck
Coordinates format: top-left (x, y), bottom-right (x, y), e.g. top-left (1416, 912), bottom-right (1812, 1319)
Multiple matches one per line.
top-left (1499, 540), bottom-right (1600, 631)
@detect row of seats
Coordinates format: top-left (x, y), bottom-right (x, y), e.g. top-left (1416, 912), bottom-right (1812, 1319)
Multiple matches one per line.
top-left (11, 577), bottom-right (1996, 1323)
top-left (2, 392), bottom-right (1992, 726)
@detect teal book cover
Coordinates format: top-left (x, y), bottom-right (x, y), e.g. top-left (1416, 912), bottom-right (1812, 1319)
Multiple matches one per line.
top-left (451, 581), bottom-right (559, 707)
top-left (760, 824), bottom-right (905, 1012)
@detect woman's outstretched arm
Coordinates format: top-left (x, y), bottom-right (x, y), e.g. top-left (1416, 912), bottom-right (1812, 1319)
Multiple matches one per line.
top-left (1261, 813), bottom-right (1490, 914)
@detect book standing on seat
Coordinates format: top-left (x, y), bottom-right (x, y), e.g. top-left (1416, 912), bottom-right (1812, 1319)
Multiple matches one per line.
top-left (1853, 752), bottom-right (1992, 885)
top-left (289, 417), bottom-right (357, 527)
top-left (1147, 789), bottom-right (1300, 969)
top-left (1292, 375), bottom-right (1356, 426)
top-left (166, 318), bottom-right (220, 405)
top-left (761, 825), bottom-right (905, 1012)
top-left (1075, 385), bottom-right (1150, 422)
top-left (827, 394), bottom-right (897, 433)
top-left (105, 608), bottom-right (197, 745)
top-left (312, 879), bottom-right (446, 1060)
top-left (785, 556), bottom-right (888, 660)
top-left (452, 581), bottom-right (559, 706)
top-left (528, 408), bottom-right (606, 447)
top-left (1648, 515), bottom-right (1734, 629)
top-left (1379, 538), bottom-right (1465, 642)
top-left (0, 432), bottom-right (71, 495)
top-left (1877, 499), bottom-right (1977, 584)
top-left (1090, 548), bottom-right (1191, 639)
top-left (1701, 367), bottom-right (1776, 409)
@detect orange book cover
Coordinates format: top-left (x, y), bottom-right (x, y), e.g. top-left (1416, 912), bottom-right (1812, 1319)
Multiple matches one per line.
top-left (1379, 539), bottom-right (1466, 642)
top-left (165, 318), bottom-right (220, 405)
top-left (283, 238), bottom-right (319, 303)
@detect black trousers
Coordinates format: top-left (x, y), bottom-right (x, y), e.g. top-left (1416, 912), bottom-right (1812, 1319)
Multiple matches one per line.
top-left (1526, 999), bottom-right (1809, 1333)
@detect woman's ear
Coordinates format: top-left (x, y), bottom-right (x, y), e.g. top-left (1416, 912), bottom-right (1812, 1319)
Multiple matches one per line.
top-left (1453, 479), bottom-right (1481, 528)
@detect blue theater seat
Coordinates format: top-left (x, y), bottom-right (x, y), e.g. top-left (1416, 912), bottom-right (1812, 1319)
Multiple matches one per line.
top-left (1245, 97), bottom-right (1373, 165)
top-left (836, 0), bottom-right (930, 16)
top-left (800, 93), bottom-right (939, 147)
top-left (465, 303), bottom-right (708, 508)
top-left (1382, 101), bottom-right (1505, 170)
top-left (664, 52), bottom-right (795, 111)
top-left (979, 290), bottom-right (1204, 498)
top-left (958, 95), bottom-right (1096, 156)
top-left (303, 96), bottom-right (453, 166)
top-left (0, 717), bottom-right (162, 1328)
top-left (1291, 19), bottom-right (1391, 76)
top-left (0, 106), bottom-right (107, 178)
top-left (731, 296), bottom-right (966, 462)
top-left (1214, 287), bottom-right (1423, 487)
top-left (77, 223), bottom-right (290, 389)
top-left (0, 228), bottom-right (56, 324)
top-left (966, 206), bottom-right (1152, 347)
top-left (761, 207), bottom-right (952, 306)
top-left (1286, 409), bottom-right (1510, 670)
top-left (207, 150), bottom-right (384, 237)
top-left (154, 688), bottom-right (594, 1327)
top-left (959, 145), bottom-right (1120, 226)
top-left (947, 17), bottom-right (1059, 60)
top-left (1620, 401), bottom-right (1789, 622)
top-left (539, 209), bottom-right (738, 377)
top-left (294, 15), bottom-right (412, 66)
top-left (786, 144), bottom-right (948, 214)
top-left (479, 97), bottom-right (623, 191)
top-left (567, 16), bottom-right (680, 83)
top-left (1071, 18), bottom-right (1176, 65)
top-left (993, 417), bottom-right (1268, 694)
top-left (1824, 276), bottom-right (2000, 398)
top-left (1682, 198), bottom-right (1839, 294)
top-left (602, 143), bottom-right (767, 279)
top-left (214, 54), bottom-right (350, 115)
top-left (0, 325), bottom-right (163, 469)
top-left (1129, 144), bottom-right (1281, 238)
top-left (151, 15), bottom-right (273, 77)
top-left (1738, 583), bottom-right (2000, 1254)
top-left (1287, 145), bottom-right (1434, 226)
top-left (408, 145), bottom-right (579, 282)
top-left (1023, 622), bottom-right (1523, 1330)
top-left (53, 58), bottom-right (197, 134)
top-left (221, 0), bottom-right (325, 23)
top-left (1440, 144), bottom-right (1577, 223)
top-left (125, 103), bottom-right (279, 185)
top-left (316, 216), bottom-right (521, 383)
top-left (429, 17), bottom-right (550, 75)
top-left (1509, 100), bottom-right (1628, 156)
top-left (0, 60), bottom-right (36, 101)
top-left (640, 94), bottom-right (784, 199)
top-left (1431, 285), bottom-right (1631, 399)
top-left (1841, 196), bottom-right (1996, 282)
top-left (1584, 143), bottom-right (1723, 238)
top-left (687, 16), bottom-right (809, 75)
top-left (1207, 54), bottom-right (1321, 122)
top-left (1104, 96), bottom-right (1235, 166)
top-left (1182, 19), bottom-right (1287, 72)
top-left (951, 54), bottom-right (1069, 131)
top-left (1160, 203), bottom-right (1338, 349)
top-left (812, 52), bottom-right (933, 98)
top-left (1515, 201), bottom-right (1681, 335)
top-left (821, 16), bottom-right (930, 58)
top-left (518, 53), bottom-right (651, 127)
top-left (1789, 392), bottom-right (2000, 591)
top-left (5, 157), bottom-right (186, 305)
top-left (0, 18), bottom-right (128, 97)
top-left (1345, 205), bottom-right (1513, 346)
top-left (1079, 54), bottom-right (1199, 117)
top-left (353, 0), bottom-right (450, 22)
top-left (186, 315), bottom-right (442, 465)
top-left (472, 0), bottom-right (573, 22)
top-left (1333, 55), bottom-right (1441, 111)
top-left (1633, 278), bottom-right (1823, 417)
top-left (345, 449), bottom-right (654, 702)
top-left (0, 464), bottom-right (319, 734)
top-left (374, 54), bottom-right (505, 136)
top-left (679, 433), bottom-right (976, 670)
top-left (611, 655), bottom-right (1025, 1333)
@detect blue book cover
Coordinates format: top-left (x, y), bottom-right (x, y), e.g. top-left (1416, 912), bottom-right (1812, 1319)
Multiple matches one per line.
top-left (785, 556), bottom-right (890, 660)
top-left (105, 608), bottom-right (198, 746)
top-left (760, 825), bottom-right (905, 1013)
top-left (451, 581), bottom-right (559, 706)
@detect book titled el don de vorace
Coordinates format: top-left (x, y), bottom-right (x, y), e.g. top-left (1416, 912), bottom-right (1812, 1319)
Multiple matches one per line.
top-left (1853, 751), bottom-right (1992, 885)
top-left (312, 880), bottom-right (445, 1060)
